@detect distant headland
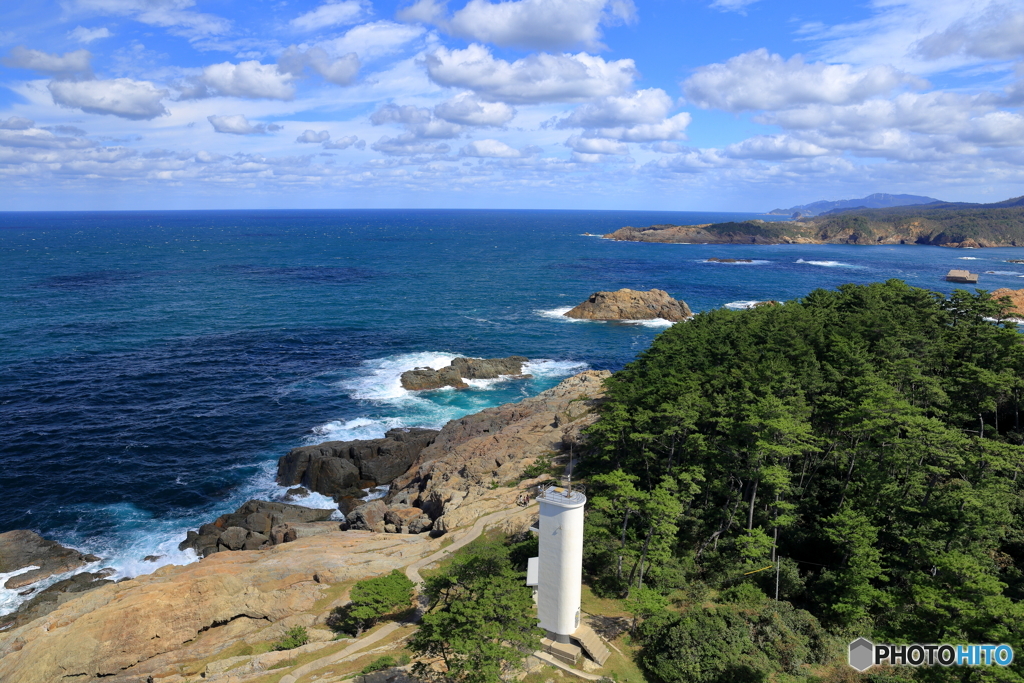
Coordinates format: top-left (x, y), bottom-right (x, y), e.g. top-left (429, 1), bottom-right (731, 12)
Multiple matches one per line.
top-left (767, 192), bottom-right (941, 218)
top-left (604, 195), bottom-right (1024, 248)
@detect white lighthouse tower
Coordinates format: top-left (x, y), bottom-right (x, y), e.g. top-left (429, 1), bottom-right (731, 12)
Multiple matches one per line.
top-left (536, 484), bottom-right (586, 643)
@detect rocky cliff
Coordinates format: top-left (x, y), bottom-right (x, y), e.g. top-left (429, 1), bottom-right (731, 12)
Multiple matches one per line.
top-left (0, 370), bottom-right (610, 682)
top-left (564, 289), bottom-right (692, 322)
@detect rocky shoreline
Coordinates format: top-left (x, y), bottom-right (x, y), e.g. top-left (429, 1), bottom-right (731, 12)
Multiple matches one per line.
top-left (0, 369), bottom-right (610, 682)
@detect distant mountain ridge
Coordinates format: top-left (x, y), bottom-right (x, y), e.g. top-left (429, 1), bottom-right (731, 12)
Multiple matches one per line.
top-left (769, 193), bottom-right (941, 217)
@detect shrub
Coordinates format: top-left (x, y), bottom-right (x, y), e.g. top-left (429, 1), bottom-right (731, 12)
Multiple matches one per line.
top-left (362, 655), bottom-right (396, 673)
top-left (329, 569), bottom-right (415, 635)
top-left (361, 653), bottom-right (411, 673)
top-left (273, 626), bottom-right (309, 651)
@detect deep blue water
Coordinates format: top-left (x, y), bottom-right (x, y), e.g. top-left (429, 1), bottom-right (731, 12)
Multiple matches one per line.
top-left (3, 209), bottom-right (1024, 611)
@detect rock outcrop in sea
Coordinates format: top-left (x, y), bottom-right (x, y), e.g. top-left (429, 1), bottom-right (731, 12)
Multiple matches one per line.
top-left (564, 288), bottom-right (692, 322)
top-left (278, 427), bottom-right (439, 500)
top-left (0, 370), bottom-right (610, 682)
top-left (0, 531), bottom-right (112, 632)
top-left (0, 530), bottom-right (100, 590)
top-left (176, 500), bottom-right (338, 557)
top-left (399, 356), bottom-right (531, 390)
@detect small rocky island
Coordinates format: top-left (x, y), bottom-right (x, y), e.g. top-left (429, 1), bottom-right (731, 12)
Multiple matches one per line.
top-left (564, 288), bottom-right (692, 322)
top-left (400, 356), bottom-right (531, 391)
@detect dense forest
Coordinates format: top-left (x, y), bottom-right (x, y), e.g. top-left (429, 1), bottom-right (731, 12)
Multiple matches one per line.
top-left (580, 280), bottom-right (1024, 683)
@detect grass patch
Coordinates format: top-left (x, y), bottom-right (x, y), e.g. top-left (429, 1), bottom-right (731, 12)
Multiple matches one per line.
top-left (599, 636), bottom-right (647, 683)
top-left (580, 584), bottom-right (629, 619)
top-left (521, 664), bottom-right (565, 683)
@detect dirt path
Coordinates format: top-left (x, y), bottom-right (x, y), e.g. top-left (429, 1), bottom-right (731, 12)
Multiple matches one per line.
top-left (405, 503), bottom-right (535, 586)
top-left (278, 503), bottom-right (535, 683)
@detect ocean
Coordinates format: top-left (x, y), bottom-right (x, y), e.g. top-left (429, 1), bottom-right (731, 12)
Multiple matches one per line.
top-left (3, 208), bottom-right (1023, 614)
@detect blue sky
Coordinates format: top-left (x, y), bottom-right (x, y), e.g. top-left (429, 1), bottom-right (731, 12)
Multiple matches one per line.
top-left (1, 0), bottom-right (1022, 211)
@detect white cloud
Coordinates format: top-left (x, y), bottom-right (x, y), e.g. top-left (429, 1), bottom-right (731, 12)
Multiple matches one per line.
top-left (709, 0), bottom-right (760, 12)
top-left (589, 114), bottom-right (692, 142)
top-left (323, 135), bottom-right (365, 149)
top-left (565, 135), bottom-right (628, 155)
top-left (560, 88), bottom-right (673, 127)
top-left (725, 135), bottom-right (831, 159)
top-left (759, 91), bottom-right (983, 136)
top-left (646, 147), bottom-right (733, 173)
top-left (371, 103), bottom-right (463, 138)
top-left (278, 48), bottom-right (360, 86)
top-left (556, 89), bottom-right (692, 141)
top-left (435, 92), bottom-right (516, 126)
top-left (290, 0), bottom-right (369, 32)
top-left (68, 26), bottom-right (113, 43)
top-left (0, 117), bottom-right (35, 130)
top-left (49, 78), bottom-right (169, 119)
top-left (68, 0), bottom-right (230, 37)
top-left (371, 133), bottom-right (450, 155)
top-left (916, 4), bottom-right (1024, 60)
top-left (3, 47), bottom-right (93, 78)
top-left (195, 150), bottom-right (226, 163)
top-left (443, 0), bottom-right (636, 51)
top-left (297, 129), bottom-right (331, 143)
top-left (396, 0), bottom-right (447, 24)
top-left (684, 49), bottom-right (920, 111)
top-left (322, 21), bottom-right (425, 62)
top-left (460, 139), bottom-right (524, 157)
top-left (305, 49), bottom-right (360, 85)
top-left (207, 114), bottom-right (282, 135)
top-left (425, 44), bottom-right (636, 104)
top-left (0, 126), bottom-right (93, 149)
top-left (200, 61), bottom-right (296, 100)
top-left (961, 111), bottom-right (1024, 147)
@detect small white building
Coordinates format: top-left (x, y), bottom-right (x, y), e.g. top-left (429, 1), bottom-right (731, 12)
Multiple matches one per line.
top-left (527, 484), bottom-right (611, 667)
top-left (526, 556), bottom-right (539, 602)
top-left (536, 485), bottom-right (586, 642)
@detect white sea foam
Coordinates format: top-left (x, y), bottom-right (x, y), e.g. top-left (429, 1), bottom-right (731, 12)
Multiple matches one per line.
top-left (985, 271), bottom-right (1022, 276)
top-left (534, 307), bottom-right (674, 327)
top-left (524, 359), bottom-right (590, 377)
top-left (463, 377), bottom-right (505, 390)
top-left (340, 351), bottom-right (458, 402)
top-left (362, 484), bottom-right (390, 502)
top-left (535, 307), bottom-right (585, 321)
top-left (724, 300), bottom-right (764, 310)
top-left (795, 259), bottom-right (859, 268)
top-left (700, 259), bottom-right (770, 265)
top-left (310, 416), bottom-right (407, 443)
top-left (958, 257), bottom-right (981, 260)
top-left (0, 566), bottom-right (44, 617)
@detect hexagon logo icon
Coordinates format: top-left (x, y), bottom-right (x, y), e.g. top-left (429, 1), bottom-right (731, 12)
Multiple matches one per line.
top-left (849, 638), bottom-right (875, 672)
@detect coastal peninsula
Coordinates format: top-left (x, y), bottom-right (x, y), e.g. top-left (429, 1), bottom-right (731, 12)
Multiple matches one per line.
top-left (604, 194), bottom-right (1024, 247)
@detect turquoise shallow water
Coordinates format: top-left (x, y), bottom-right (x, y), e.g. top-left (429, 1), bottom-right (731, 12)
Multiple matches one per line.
top-left (2, 208), bottom-right (1023, 612)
